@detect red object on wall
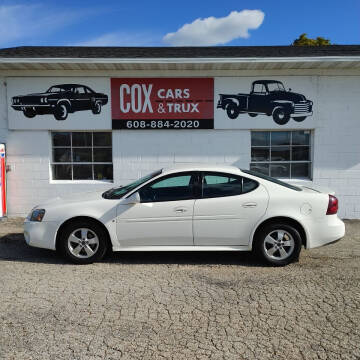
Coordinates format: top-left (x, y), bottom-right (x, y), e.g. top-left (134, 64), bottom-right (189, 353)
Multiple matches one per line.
top-left (111, 78), bottom-right (214, 129)
top-left (0, 144), bottom-right (6, 217)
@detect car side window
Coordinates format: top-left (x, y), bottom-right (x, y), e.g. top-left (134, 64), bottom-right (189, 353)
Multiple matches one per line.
top-left (253, 84), bottom-right (266, 94)
top-left (202, 173), bottom-right (258, 198)
top-left (242, 177), bottom-right (259, 193)
top-left (77, 87), bottom-right (86, 94)
top-left (139, 173), bottom-right (195, 203)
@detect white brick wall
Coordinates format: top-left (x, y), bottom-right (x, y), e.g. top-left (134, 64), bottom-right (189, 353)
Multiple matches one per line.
top-left (1, 74), bottom-right (359, 218)
top-left (311, 76), bottom-right (360, 218)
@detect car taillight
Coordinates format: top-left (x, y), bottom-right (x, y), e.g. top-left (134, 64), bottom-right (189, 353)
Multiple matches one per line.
top-left (326, 195), bottom-right (338, 215)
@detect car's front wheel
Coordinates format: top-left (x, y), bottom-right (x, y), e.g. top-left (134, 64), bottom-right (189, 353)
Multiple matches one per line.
top-left (272, 107), bottom-right (290, 125)
top-left (253, 223), bottom-right (302, 266)
top-left (293, 116), bottom-right (306, 122)
top-left (54, 103), bottom-right (69, 121)
top-left (58, 221), bottom-right (108, 264)
top-left (23, 108), bottom-right (36, 118)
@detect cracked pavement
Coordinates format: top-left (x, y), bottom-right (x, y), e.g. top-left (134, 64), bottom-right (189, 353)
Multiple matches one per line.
top-left (0, 218), bottom-right (359, 360)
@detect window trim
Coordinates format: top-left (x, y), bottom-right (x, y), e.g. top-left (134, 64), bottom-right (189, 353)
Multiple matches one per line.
top-left (50, 131), bottom-right (113, 183)
top-left (250, 130), bottom-right (313, 180)
top-left (137, 171), bottom-right (200, 203)
top-left (200, 171), bottom-right (259, 199)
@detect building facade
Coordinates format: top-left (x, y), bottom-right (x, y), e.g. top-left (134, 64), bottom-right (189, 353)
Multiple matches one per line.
top-left (0, 46), bottom-right (359, 218)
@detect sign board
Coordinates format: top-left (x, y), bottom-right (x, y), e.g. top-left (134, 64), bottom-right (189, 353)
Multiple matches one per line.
top-left (7, 77), bottom-right (111, 130)
top-left (7, 76), bottom-right (317, 130)
top-left (214, 76), bottom-right (318, 129)
top-left (111, 78), bottom-right (214, 129)
top-left (0, 144), bottom-right (6, 217)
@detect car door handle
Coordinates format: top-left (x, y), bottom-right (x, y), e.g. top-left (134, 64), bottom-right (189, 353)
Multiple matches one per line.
top-left (174, 208), bottom-right (187, 213)
top-left (242, 202), bottom-right (257, 208)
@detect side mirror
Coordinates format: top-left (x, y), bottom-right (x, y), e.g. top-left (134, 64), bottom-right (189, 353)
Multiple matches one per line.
top-left (121, 192), bottom-right (140, 205)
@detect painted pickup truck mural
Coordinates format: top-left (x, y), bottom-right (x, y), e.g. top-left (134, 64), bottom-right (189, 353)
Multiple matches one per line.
top-left (217, 80), bottom-right (313, 125)
top-left (11, 84), bottom-right (108, 121)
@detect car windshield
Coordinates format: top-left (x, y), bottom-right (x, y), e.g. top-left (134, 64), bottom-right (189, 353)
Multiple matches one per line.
top-left (102, 169), bottom-right (162, 199)
top-left (47, 86), bottom-right (67, 93)
top-left (241, 169), bottom-right (302, 191)
top-left (267, 82), bottom-right (285, 92)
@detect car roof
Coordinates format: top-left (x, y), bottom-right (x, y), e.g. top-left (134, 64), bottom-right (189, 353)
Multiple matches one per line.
top-left (252, 80), bottom-right (282, 84)
top-left (50, 84), bottom-right (88, 88)
top-left (162, 163), bottom-right (241, 175)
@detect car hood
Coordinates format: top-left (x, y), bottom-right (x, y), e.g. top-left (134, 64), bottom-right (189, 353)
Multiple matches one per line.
top-left (16, 92), bottom-right (54, 98)
top-left (38, 190), bottom-right (107, 207)
top-left (271, 91), bottom-right (307, 102)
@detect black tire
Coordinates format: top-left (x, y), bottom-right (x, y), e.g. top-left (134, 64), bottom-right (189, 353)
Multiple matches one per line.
top-left (92, 101), bottom-right (102, 114)
top-left (226, 103), bottom-right (240, 119)
top-left (249, 113), bottom-right (258, 117)
top-left (272, 107), bottom-right (290, 125)
top-left (253, 223), bottom-right (302, 266)
top-left (23, 108), bottom-right (36, 118)
top-left (54, 102), bottom-right (69, 121)
top-left (293, 116), bottom-right (306, 122)
top-left (58, 220), bottom-right (108, 264)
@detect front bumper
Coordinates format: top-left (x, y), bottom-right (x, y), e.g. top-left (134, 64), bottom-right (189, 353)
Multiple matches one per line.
top-left (291, 111), bottom-right (313, 118)
top-left (305, 215), bottom-right (345, 249)
top-left (24, 219), bottom-right (59, 250)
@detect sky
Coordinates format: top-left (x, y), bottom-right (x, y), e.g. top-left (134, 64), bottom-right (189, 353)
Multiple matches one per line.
top-left (0, 0), bottom-right (358, 48)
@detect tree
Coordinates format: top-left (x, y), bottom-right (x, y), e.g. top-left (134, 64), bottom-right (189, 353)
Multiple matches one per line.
top-left (292, 33), bottom-right (331, 46)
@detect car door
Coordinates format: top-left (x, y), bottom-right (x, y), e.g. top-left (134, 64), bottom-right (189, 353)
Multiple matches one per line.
top-left (116, 172), bottom-right (198, 247)
top-left (76, 86), bottom-right (91, 110)
top-left (249, 83), bottom-right (269, 113)
top-left (193, 172), bottom-right (269, 246)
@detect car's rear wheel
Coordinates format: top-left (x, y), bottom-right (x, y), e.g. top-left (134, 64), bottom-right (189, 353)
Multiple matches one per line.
top-left (92, 101), bottom-right (102, 114)
top-left (226, 103), bottom-right (240, 119)
top-left (254, 223), bottom-right (302, 266)
top-left (23, 108), bottom-right (36, 118)
top-left (54, 103), bottom-right (69, 121)
top-left (58, 221), bottom-right (108, 264)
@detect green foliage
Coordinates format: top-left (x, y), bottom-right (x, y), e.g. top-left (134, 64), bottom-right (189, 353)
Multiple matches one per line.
top-left (292, 33), bottom-right (331, 46)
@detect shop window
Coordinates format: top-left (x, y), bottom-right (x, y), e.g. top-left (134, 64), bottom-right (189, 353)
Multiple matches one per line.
top-left (51, 132), bottom-right (113, 181)
top-left (250, 130), bottom-right (312, 179)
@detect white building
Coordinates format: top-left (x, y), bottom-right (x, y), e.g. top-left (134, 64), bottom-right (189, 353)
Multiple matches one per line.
top-left (0, 45), bottom-right (359, 218)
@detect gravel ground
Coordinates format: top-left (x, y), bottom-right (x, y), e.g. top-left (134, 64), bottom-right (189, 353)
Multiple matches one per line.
top-left (0, 217), bottom-right (359, 360)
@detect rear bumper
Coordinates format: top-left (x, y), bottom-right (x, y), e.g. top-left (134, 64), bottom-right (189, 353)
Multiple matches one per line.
top-left (23, 220), bottom-right (58, 250)
top-left (305, 216), bottom-right (345, 249)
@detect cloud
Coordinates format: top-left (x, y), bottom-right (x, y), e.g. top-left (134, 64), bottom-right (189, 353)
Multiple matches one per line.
top-left (73, 32), bottom-right (160, 47)
top-left (163, 10), bottom-right (265, 46)
top-left (0, 3), bottom-right (87, 47)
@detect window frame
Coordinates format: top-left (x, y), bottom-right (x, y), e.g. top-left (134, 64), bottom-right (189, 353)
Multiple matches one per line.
top-left (50, 131), bottom-right (113, 183)
top-left (250, 130), bottom-right (313, 180)
top-left (200, 171), bottom-right (259, 199)
top-left (137, 171), bottom-right (200, 203)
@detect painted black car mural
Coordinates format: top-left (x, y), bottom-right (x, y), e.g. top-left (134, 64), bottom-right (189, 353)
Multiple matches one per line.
top-left (217, 80), bottom-right (313, 125)
top-left (11, 84), bottom-right (108, 121)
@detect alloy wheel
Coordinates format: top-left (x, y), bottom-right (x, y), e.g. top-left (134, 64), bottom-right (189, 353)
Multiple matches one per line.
top-left (263, 229), bottom-right (295, 260)
top-left (67, 228), bottom-right (100, 259)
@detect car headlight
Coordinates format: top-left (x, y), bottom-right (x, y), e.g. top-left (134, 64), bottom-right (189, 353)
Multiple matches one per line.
top-left (29, 209), bottom-right (46, 222)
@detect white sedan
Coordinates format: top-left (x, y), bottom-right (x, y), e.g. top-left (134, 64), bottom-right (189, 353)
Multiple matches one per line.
top-left (24, 165), bottom-right (345, 266)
